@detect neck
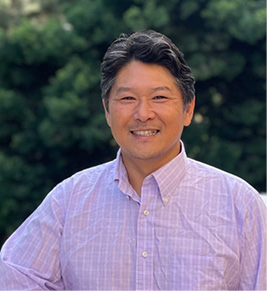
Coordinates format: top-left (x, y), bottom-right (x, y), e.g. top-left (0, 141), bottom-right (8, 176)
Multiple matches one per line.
top-left (122, 157), bottom-right (156, 196)
top-left (121, 145), bottom-right (181, 196)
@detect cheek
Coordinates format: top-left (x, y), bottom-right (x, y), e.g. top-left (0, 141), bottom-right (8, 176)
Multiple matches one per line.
top-left (164, 109), bottom-right (183, 125)
top-left (105, 106), bottom-right (121, 128)
top-left (165, 115), bottom-right (186, 136)
top-left (106, 109), bottom-right (124, 130)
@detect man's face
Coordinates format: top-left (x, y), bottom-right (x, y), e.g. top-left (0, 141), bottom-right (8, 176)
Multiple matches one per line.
top-left (103, 60), bottom-right (195, 169)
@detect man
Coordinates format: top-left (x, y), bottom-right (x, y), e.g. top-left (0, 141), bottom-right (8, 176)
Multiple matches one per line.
top-left (0, 30), bottom-right (266, 290)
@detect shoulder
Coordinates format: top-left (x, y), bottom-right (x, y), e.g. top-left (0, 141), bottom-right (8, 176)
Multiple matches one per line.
top-left (60, 159), bottom-right (116, 194)
top-left (185, 158), bottom-right (264, 211)
top-left (34, 159), bottom-right (118, 223)
top-left (185, 158), bottom-right (266, 229)
top-left (45, 159), bottom-right (116, 206)
top-left (187, 158), bottom-right (257, 192)
top-left (70, 159), bottom-right (115, 182)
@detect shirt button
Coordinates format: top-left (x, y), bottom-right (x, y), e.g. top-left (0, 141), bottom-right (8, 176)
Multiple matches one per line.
top-left (163, 197), bottom-right (169, 203)
top-left (143, 209), bottom-right (150, 216)
top-left (142, 251), bottom-right (148, 258)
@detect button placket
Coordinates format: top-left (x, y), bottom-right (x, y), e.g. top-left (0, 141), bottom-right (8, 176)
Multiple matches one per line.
top-left (141, 251), bottom-right (148, 258)
top-left (136, 176), bottom-right (157, 290)
top-left (143, 209), bottom-right (150, 216)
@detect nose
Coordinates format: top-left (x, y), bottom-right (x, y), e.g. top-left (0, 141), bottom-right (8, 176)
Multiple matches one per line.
top-left (133, 99), bottom-right (155, 122)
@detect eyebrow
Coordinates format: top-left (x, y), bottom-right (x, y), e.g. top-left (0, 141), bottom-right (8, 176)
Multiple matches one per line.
top-left (115, 87), bottom-right (135, 95)
top-left (115, 86), bottom-right (173, 95)
top-left (150, 86), bottom-right (172, 94)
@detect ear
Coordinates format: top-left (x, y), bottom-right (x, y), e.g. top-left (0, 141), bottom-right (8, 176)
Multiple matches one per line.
top-left (183, 97), bottom-right (195, 127)
top-left (102, 99), bottom-right (111, 127)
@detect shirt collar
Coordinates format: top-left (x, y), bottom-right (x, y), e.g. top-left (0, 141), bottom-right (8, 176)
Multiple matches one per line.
top-left (113, 141), bottom-right (188, 203)
top-left (152, 141), bottom-right (188, 204)
top-left (113, 149), bottom-right (137, 199)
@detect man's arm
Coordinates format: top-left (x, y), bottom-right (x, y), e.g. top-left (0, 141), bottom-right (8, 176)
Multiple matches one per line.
top-left (0, 185), bottom-right (65, 290)
top-left (238, 193), bottom-right (267, 290)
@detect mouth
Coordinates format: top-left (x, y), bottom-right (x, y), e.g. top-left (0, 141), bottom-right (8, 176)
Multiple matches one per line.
top-left (130, 130), bottom-right (159, 136)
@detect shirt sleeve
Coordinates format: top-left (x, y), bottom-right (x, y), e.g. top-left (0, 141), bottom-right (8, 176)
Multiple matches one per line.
top-left (238, 192), bottom-right (267, 290)
top-left (0, 183), bottom-right (66, 290)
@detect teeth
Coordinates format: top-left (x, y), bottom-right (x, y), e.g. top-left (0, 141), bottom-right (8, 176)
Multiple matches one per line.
top-left (132, 130), bottom-right (158, 136)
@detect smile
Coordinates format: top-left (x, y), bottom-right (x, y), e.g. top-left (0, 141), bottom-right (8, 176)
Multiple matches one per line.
top-left (131, 130), bottom-right (159, 136)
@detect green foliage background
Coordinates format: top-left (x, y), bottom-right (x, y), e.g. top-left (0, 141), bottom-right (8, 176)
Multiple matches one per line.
top-left (0, 0), bottom-right (266, 245)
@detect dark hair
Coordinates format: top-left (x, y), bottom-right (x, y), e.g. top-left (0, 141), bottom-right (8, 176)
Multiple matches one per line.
top-left (100, 30), bottom-right (195, 111)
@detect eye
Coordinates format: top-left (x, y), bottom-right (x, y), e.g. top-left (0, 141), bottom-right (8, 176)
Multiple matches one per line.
top-left (121, 96), bottom-right (135, 101)
top-left (153, 96), bottom-right (168, 100)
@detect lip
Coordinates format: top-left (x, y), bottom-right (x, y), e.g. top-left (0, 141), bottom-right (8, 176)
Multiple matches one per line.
top-left (130, 129), bottom-right (160, 137)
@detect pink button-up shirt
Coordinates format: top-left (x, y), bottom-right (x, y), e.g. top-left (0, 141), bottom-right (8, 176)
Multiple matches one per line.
top-left (0, 143), bottom-right (266, 290)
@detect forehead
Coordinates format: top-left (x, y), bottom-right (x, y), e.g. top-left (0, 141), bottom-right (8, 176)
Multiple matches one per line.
top-left (112, 61), bottom-right (178, 92)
